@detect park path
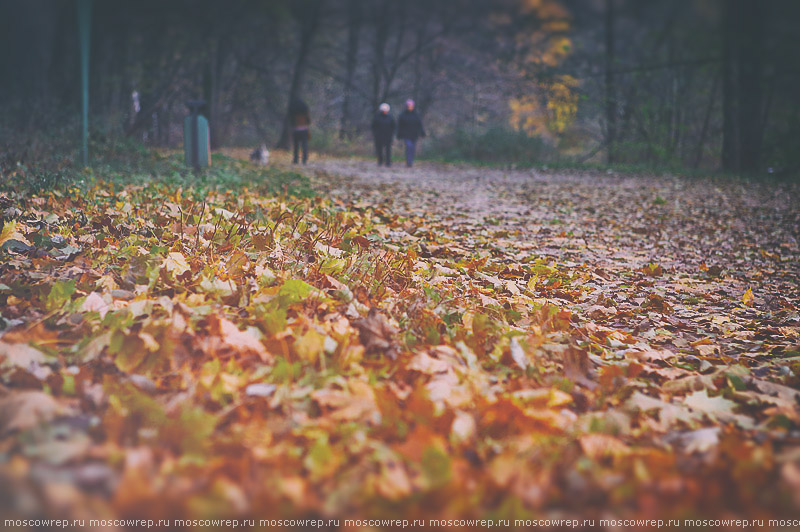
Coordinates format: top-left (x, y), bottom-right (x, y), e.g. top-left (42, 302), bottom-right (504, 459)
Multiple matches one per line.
top-left (292, 156), bottom-right (800, 359)
top-left (298, 157), bottom-right (799, 277)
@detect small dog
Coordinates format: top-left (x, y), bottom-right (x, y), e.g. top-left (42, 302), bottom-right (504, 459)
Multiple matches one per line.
top-left (250, 144), bottom-right (270, 166)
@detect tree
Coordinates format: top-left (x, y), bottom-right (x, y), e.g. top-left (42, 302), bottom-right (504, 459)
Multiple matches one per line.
top-left (277, 0), bottom-right (324, 149)
top-left (339, 0), bottom-right (362, 139)
top-left (722, 0), bottom-right (766, 173)
top-left (604, 0), bottom-right (617, 164)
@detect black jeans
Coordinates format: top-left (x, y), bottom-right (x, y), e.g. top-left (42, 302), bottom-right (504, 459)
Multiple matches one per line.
top-left (375, 140), bottom-right (392, 166)
top-left (293, 129), bottom-right (309, 164)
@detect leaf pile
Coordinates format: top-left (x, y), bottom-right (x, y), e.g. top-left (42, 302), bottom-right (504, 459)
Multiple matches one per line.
top-left (1, 158), bottom-right (799, 526)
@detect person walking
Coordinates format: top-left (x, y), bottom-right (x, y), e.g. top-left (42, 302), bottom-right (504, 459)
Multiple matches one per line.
top-left (371, 103), bottom-right (396, 166)
top-left (397, 99), bottom-right (425, 167)
top-left (289, 99), bottom-right (311, 164)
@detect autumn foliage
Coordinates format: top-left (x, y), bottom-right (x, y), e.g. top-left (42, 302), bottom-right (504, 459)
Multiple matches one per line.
top-left (1, 154), bottom-right (799, 528)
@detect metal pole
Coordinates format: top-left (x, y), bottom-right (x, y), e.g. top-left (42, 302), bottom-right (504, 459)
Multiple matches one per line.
top-left (78, 0), bottom-right (92, 166)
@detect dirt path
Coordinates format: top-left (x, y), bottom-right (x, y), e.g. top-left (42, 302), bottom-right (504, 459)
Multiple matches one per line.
top-left (300, 157), bottom-right (798, 274)
top-left (294, 156), bottom-right (800, 360)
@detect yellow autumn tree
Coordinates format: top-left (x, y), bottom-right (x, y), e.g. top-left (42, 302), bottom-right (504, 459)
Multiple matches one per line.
top-left (505, 0), bottom-right (577, 139)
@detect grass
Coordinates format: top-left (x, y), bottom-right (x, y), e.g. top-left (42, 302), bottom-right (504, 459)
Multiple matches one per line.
top-left (0, 137), bottom-right (314, 199)
top-left (2, 125), bottom-right (794, 201)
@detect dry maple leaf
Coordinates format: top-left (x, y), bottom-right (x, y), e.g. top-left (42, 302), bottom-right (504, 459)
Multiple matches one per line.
top-left (0, 341), bottom-right (48, 368)
top-left (203, 314), bottom-right (271, 362)
top-left (352, 307), bottom-right (400, 359)
top-left (82, 292), bottom-right (112, 318)
top-left (163, 251), bottom-right (190, 278)
top-left (683, 390), bottom-right (737, 421)
top-left (579, 433), bottom-right (631, 459)
top-left (407, 351), bottom-right (450, 374)
top-left (670, 427), bottom-right (721, 454)
top-left (312, 380), bottom-right (380, 424)
top-left (0, 391), bottom-right (68, 435)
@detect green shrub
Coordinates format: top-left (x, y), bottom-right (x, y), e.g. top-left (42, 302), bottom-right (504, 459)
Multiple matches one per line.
top-left (423, 127), bottom-right (557, 165)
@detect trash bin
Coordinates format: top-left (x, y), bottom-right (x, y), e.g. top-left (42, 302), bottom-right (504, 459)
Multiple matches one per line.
top-left (184, 100), bottom-right (210, 169)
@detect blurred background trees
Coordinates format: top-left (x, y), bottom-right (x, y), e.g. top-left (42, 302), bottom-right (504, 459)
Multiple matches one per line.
top-left (0, 0), bottom-right (798, 175)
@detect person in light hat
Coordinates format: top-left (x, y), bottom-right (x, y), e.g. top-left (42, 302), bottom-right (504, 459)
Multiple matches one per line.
top-left (371, 102), bottom-right (396, 167)
top-left (396, 99), bottom-right (426, 167)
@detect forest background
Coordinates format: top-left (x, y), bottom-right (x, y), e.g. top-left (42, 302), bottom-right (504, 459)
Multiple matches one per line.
top-left (1, 0), bottom-right (799, 177)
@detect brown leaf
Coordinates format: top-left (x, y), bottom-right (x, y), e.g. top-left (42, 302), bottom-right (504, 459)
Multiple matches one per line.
top-left (563, 345), bottom-right (596, 389)
top-left (352, 307), bottom-right (399, 359)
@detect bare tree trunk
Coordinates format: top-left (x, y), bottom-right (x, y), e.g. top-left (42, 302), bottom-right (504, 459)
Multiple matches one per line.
top-left (604, 0), bottom-right (617, 164)
top-left (340, 0), bottom-right (361, 140)
top-left (278, 0), bottom-right (323, 149)
top-left (721, 0), bottom-right (738, 172)
top-left (109, 17), bottom-right (128, 127)
top-left (693, 72), bottom-right (719, 168)
top-left (737, 0), bottom-right (764, 173)
top-left (412, 16), bottom-right (427, 104)
top-left (203, 38), bottom-right (225, 149)
top-left (371, 0), bottom-right (390, 112)
top-left (380, 2), bottom-right (408, 104)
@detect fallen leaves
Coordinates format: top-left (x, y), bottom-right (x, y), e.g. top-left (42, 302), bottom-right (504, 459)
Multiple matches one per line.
top-left (352, 307), bottom-right (400, 359)
top-left (0, 156), bottom-right (798, 523)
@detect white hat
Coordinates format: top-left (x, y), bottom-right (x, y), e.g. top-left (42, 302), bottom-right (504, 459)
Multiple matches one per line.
top-left (379, 103), bottom-right (390, 113)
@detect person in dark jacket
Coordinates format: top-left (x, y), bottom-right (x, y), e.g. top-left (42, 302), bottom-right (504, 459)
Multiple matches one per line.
top-left (289, 98), bottom-right (310, 164)
top-left (371, 103), bottom-right (396, 166)
top-left (396, 99), bottom-right (425, 167)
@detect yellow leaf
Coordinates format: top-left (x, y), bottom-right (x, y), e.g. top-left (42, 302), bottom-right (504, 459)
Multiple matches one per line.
top-left (742, 287), bottom-right (754, 307)
top-left (294, 327), bottom-right (326, 364)
top-left (0, 220), bottom-right (30, 247)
